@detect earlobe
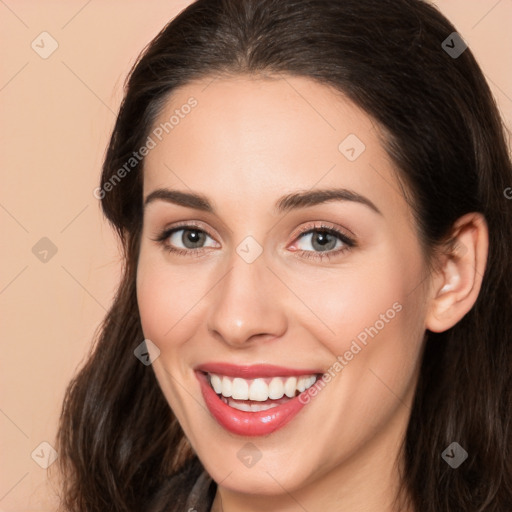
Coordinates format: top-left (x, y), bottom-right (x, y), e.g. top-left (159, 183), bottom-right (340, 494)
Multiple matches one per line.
top-left (425, 213), bottom-right (488, 333)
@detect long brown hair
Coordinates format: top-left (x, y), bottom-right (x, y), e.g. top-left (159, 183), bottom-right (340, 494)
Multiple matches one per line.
top-left (56, 0), bottom-right (512, 510)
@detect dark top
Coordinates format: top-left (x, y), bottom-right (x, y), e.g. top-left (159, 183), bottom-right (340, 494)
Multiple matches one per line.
top-left (182, 459), bottom-right (217, 512)
top-left (147, 456), bottom-right (217, 512)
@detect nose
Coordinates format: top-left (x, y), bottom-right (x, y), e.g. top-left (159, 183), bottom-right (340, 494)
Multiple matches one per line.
top-left (206, 248), bottom-right (288, 347)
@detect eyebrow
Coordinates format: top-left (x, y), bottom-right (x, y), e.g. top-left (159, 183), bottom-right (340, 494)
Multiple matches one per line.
top-left (143, 187), bottom-right (382, 215)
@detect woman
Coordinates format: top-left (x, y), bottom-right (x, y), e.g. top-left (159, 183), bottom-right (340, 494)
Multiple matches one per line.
top-left (56, 0), bottom-right (512, 510)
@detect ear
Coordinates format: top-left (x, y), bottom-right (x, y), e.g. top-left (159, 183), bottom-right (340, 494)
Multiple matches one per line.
top-left (425, 213), bottom-right (489, 333)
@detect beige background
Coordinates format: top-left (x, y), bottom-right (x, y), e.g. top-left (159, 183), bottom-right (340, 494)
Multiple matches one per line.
top-left (1, 1), bottom-right (511, 510)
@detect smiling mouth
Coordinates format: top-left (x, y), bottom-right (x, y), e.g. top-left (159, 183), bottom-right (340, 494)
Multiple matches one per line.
top-left (205, 372), bottom-right (320, 412)
top-left (195, 367), bottom-right (324, 436)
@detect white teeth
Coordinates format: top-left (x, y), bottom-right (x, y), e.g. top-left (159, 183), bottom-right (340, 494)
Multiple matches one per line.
top-left (249, 379), bottom-right (268, 401)
top-left (268, 377), bottom-right (284, 399)
top-left (208, 373), bottom-right (318, 401)
top-left (231, 378), bottom-right (249, 399)
top-left (210, 374), bottom-right (223, 394)
top-left (221, 376), bottom-right (232, 397)
top-left (221, 396), bottom-right (281, 412)
top-left (230, 400), bottom-right (251, 412)
top-left (284, 376), bottom-right (297, 398)
top-left (250, 401), bottom-right (279, 412)
top-left (297, 376), bottom-right (307, 392)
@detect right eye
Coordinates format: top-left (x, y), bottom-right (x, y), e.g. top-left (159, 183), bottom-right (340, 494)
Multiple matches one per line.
top-left (153, 222), bottom-right (220, 256)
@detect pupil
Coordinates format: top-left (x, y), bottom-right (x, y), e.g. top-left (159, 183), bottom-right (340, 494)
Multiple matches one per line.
top-left (313, 231), bottom-right (336, 251)
top-left (184, 229), bottom-right (204, 248)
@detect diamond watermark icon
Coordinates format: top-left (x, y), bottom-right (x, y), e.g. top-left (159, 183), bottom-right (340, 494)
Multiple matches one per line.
top-left (31, 441), bottom-right (58, 469)
top-left (441, 32), bottom-right (467, 59)
top-left (134, 339), bottom-right (161, 366)
top-left (32, 237), bottom-right (58, 263)
top-left (31, 32), bottom-right (59, 59)
top-left (237, 442), bottom-right (262, 468)
top-left (441, 441), bottom-right (468, 468)
top-left (339, 134), bottom-right (366, 161)
top-left (236, 236), bottom-right (263, 264)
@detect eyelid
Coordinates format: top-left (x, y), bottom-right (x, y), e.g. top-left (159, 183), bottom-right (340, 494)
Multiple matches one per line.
top-left (291, 221), bottom-right (355, 242)
top-left (153, 220), bottom-right (217, 241)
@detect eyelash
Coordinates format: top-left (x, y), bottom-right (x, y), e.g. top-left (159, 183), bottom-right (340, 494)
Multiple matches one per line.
top-left (152, 221), bottom-right (356, 262)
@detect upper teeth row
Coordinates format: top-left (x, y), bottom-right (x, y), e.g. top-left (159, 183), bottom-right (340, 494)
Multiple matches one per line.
top-left (208, 374), bottom-right (318, 401)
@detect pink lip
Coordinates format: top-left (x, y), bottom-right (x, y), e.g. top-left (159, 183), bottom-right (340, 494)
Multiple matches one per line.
top-left (194, 362), bottom-right (322, 378)
top-left (195, 366), bottom-right (322, 437)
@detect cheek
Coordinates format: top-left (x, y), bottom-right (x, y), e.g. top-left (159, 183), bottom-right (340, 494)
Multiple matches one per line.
top-left (293, 257), bottom-right (426, 459)
top-left (136, 250), bottom-right (204, 426)
top-left (307, 246), bottom-right (426, 391)
top-left (304, 247), bottom-right (420, 345)
top-left (136, 248), bottom-right (194, 346)
top-left (136, 245), bottom-right (218, 363)
top-left (136, 256), bottom-right (168, 342)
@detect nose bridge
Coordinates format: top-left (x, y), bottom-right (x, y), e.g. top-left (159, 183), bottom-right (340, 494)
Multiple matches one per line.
top-left (206, 241), bottom-right (286, 346)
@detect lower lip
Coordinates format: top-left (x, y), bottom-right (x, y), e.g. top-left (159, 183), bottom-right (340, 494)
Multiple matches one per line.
top-left (196, 371), bottom-right (315, 436)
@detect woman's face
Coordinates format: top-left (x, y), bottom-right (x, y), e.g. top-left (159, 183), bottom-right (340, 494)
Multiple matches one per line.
top-left (137, 75), bottom-right (431, 500)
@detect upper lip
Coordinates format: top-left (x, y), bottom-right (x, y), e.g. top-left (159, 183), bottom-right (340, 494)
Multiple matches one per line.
top-left (194, 362), bottom-right (323, 378)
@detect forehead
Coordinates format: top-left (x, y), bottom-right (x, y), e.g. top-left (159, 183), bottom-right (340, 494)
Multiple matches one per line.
top-left (142, 74), bottom-right (408, 221)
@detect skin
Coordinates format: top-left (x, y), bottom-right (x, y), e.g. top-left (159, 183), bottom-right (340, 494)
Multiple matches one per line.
top-left (136, 75), bottom-right (488, 512)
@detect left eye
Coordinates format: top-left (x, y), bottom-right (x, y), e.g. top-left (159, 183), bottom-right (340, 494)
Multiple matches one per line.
top-left (294, 229), bottom-right (349, 252)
